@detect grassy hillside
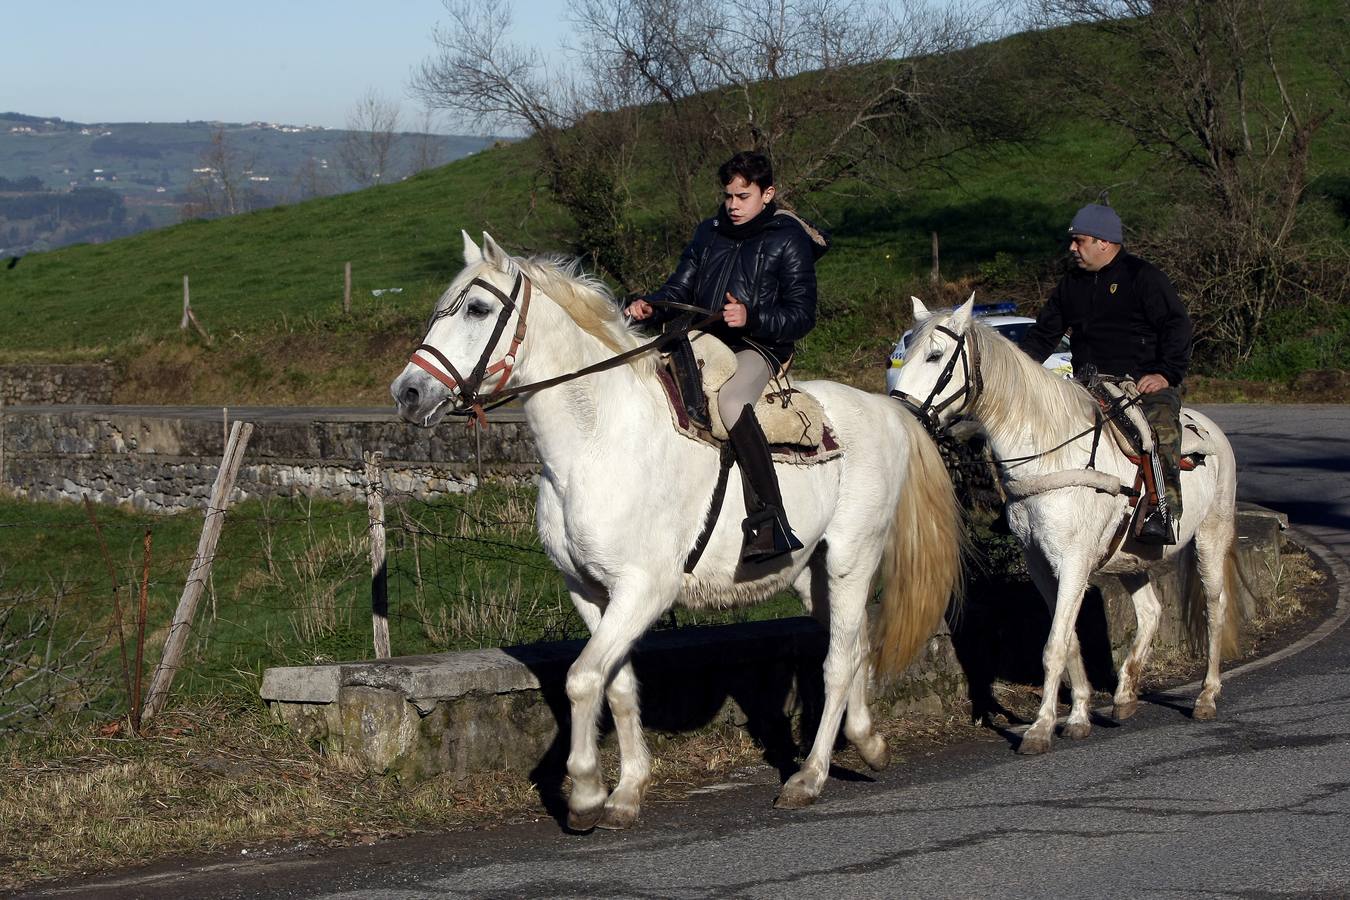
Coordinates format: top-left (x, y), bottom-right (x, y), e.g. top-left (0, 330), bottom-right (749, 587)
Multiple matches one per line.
top-left (1, 8), bottom-right (1345, 404)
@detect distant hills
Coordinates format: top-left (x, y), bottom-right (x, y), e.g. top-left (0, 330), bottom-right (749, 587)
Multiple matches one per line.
top-left (0, 113), bottom-right (498, 256)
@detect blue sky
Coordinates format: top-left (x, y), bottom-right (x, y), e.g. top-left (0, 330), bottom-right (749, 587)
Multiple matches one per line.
top-left (1, 0), bottom-right (574, 132)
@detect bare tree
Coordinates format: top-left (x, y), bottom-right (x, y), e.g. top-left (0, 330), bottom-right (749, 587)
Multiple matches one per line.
top-left (570, 0), bottom-right (1010, 222)
top-left (412, 0), bottom-right (651, 281)
top-left (182, 127), bottom-right (254, 219)
top-left (340, 89), bottom-right (404, 187)
top-left (289, 155), bottom-right (339, 202)
top-left (412, 0), bottom-right (1024, 282)
top-left (1025, 0), bottom-right (1342, 367)
top-left (408, 106), bottom-right (448, 174)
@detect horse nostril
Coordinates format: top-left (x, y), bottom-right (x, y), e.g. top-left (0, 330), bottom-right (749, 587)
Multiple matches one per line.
top-left (400, 385), bottom-right (421, 407)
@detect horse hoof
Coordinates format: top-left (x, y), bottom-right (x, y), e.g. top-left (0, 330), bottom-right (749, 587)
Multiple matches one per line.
top-left (596, 803), bottom-right (640, 831)
top-left (1112, 700), bottom-right (1139, 721)
top-left (1193, 700), bottom-right (1218, 721)
top-left (857, 735), bottom-right (891, 772)
top-left (1062, 721), bottom-right (1091, 741)
top-left (1016, 733), bottom-right (1052, 756)
top-left (566, 805), bottom-right (604, 833)
top-left (773, 784), bottom-right (818, 810)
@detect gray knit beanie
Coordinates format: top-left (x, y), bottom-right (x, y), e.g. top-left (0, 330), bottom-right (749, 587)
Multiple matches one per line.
top-left (1068, 204), bottom-right (1123, 244)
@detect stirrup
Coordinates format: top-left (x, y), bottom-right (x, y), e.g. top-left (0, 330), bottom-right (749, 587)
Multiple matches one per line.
top-left (741, 507), bottom-right (803, 563)
top-left (1135, 507), bottom-right (1176, 546)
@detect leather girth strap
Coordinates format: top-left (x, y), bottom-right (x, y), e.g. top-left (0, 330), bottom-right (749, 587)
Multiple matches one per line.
top-left (683, 442), bottom-right (735, 573)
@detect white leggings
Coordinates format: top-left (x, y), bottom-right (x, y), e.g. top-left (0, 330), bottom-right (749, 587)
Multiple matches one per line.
top-left (718, 350), bottom-right (775, 430)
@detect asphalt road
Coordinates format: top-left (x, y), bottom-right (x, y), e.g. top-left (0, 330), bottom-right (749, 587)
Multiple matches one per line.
top-left (24, 404), bottom-right (1350, 900)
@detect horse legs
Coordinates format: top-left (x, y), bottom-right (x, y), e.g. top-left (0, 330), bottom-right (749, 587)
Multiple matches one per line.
top-left (796, 565), bottom-right (889, 773)
top-left (1021, 551), bottom-right (1094, 755)
top-left (564, 584), bottom-right (653, 831)
top-left (843, 628), bottom-right (890, 770)
top-left (1193, 516), bottom-right (1235, 721)
top-left (564, 580), bottom-right (667, 831)
top-left (776, 571), bottom-right (871, 809)
top-left (1112, 572), bottom-right (1162, 721)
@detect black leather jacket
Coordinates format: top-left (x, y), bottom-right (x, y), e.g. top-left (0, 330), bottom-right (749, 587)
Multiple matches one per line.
top-left (646, 206), bottom-right (829, 365)
top-left (1020, 251), bottom-right (1193, 387)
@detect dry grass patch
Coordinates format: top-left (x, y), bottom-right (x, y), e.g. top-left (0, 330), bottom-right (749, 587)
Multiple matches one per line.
top-left (2, 697), bottom-right (995, 891)
top-left (0, 701), bottom-right (555, 889)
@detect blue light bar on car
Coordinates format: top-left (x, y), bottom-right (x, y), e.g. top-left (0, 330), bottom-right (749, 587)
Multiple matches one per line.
top-left (973, 302), bottom-right (1017, 317)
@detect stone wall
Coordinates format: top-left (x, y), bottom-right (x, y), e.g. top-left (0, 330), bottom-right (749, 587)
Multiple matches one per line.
top-left (0, 365), bottom-right (115, 405)
top-left (262, 507), bottom-right (1288, 782)
top-left (0, 406), bottom-right (538, 511)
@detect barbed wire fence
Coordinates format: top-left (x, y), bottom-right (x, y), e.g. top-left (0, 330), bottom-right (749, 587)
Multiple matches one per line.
top-left (0, 428), bottom-right (592, 736)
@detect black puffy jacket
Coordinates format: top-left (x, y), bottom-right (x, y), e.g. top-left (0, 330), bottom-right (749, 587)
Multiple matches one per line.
top-left (1020, 251), bottom-right (1193, 387)
top-left (646, 205), bottom-right (829, 365)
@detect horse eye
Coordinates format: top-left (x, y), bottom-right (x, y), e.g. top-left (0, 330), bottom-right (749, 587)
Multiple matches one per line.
top-left (466, 300), bottom-right (492, 319)
top-left (925, 350), bottom-right (942, 363)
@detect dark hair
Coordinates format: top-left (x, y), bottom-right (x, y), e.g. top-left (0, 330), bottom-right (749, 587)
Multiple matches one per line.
top-left (718, 151), bottom-right (774, 190)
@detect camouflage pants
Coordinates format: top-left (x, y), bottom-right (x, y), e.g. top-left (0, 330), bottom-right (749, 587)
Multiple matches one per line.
top-left (1139, 387), bottom-right (1183, 519)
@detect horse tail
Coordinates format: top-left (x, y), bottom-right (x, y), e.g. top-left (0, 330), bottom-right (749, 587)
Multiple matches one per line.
top-left (873, 410), bottom-right (968, 676)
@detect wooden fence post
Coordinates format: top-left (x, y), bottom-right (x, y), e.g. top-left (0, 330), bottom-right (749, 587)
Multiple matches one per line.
top-left (930, 232), bottom-right (941, 286)
top-left (141, 420), bottom-right (253, 723)
top-left (344, 261), bottom-right (352, 315)
top-left (364, 451), bottom-right (391, 658)
top-left (181, 275), bottom-right (190, 330)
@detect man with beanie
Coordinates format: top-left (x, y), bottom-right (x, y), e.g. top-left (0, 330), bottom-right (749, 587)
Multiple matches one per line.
top-left (1020, 203), bottom-right (1193, 544)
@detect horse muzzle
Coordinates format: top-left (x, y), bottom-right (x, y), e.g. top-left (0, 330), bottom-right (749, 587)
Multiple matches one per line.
top-left (391, 366), bottom-right (458, 427)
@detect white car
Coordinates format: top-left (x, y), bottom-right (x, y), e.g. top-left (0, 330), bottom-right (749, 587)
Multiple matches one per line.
top-left (885, 302), bottom-right (1072, 394)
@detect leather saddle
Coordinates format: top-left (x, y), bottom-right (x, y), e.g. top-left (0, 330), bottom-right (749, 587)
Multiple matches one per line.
top-left (1089, 379), bottom-right (1215, 469)
top-left (658, 331), bottom-right (840, 461)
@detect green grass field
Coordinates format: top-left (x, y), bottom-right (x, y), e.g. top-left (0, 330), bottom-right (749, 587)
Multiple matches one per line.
top-left (0, 487), bottom-right (803, 728)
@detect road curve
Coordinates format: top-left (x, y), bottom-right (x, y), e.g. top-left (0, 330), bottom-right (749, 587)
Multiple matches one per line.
top-left (24, 404), bottom-right (1350, 900)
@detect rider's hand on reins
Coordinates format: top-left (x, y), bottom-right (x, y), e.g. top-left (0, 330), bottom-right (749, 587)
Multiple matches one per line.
top-left (625, 298), bottom-right (654, 321)
top-left (723, 292), bottom-right (747, 328)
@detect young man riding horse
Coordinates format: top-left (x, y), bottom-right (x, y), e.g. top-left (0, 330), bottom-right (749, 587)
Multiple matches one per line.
top-left (1019, 203), bottom-right (1193, 544)
top-left (627, 151), bottom-right (829, 561)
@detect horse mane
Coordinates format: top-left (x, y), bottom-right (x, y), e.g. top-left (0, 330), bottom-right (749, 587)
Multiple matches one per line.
top-left (512, 254), bottom-right (659, 379)
top-left (968, 318), bottom-right (1098, 466)
top-left (911, 313), bottom-right (1097, 469)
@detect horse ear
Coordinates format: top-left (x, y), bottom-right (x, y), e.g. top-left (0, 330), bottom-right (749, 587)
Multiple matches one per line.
top-left (461, 230), bottom-right (482, 265)
top-left (911, 296), bottom-right (932, 322)
top-left (951, 295), bottom-right (976, 333)
top-left (481, 232), bottom-right (515, 273)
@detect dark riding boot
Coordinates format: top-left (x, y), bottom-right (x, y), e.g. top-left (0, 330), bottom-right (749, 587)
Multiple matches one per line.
top-left (1136, 389), bottom-right (1184, 545)
top-left (729, 404), bottom-right (804, 563)
top-left (1136, 453), bottom-right (1181, 545)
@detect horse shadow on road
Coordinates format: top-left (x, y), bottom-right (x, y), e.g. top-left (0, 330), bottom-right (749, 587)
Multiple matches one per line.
top-left (507, 619), bottom-right (835, 829)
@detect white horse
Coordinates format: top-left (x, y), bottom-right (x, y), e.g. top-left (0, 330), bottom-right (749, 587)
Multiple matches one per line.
top-left (390, 232), bottom-right (964, 829)
top-left (891, 297), bottom-right (1239, 755)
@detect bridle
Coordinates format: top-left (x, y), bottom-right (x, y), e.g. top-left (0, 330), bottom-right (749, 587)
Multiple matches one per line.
top-left (409, 271), bottom-right (532, 428)
top-left (889, 323), bottom-right (983, 432)
top-left (407, 269), bottom-right (721, 428)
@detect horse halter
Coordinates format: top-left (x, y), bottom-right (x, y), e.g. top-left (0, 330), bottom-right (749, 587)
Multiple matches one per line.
top-left (889, 324), bottom-right (983, 432)
top-left (408, 271), bottom-right (532, 427)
